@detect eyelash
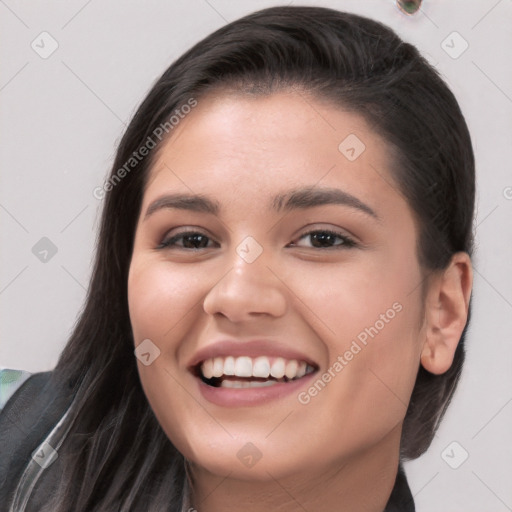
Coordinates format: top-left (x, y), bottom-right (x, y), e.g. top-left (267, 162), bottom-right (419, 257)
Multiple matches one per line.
top-left (157, 228), bottom-right (357, 251)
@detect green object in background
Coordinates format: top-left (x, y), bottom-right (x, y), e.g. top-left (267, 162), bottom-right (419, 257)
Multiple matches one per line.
top-left (0, 368), bottom-right (32, 412)
top-left (397, 0), bottom-right (422, 15)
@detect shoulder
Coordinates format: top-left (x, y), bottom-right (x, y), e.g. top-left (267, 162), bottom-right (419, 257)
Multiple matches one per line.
top-left (0, 368), bottom-right (34, 413)
top-left (0, 368), bottom-right (76, 507)
top-left (384, 463), bottom-right (415, 511)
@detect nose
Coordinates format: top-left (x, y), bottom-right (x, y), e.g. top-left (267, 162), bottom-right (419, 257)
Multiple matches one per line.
top-left (202, 246), bottom-right (287, 323)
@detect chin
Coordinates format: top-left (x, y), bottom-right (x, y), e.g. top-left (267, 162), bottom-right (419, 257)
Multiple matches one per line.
top-left (189, 452), bottom-right (300, 482)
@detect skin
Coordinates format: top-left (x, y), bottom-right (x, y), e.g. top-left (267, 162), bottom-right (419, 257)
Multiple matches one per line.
top-left (127, 89), bottom-right (472, 512)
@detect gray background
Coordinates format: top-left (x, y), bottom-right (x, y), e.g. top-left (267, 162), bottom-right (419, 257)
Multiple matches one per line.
top-left (1, 0), bottom-right (511, 510)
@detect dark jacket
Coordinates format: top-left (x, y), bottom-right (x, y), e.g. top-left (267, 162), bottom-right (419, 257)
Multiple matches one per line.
top-left (0, 371), bottom-right (415, 511)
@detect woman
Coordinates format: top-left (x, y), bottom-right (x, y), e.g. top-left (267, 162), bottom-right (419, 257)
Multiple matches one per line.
top-left (0, 6), bottom-right (474, 511)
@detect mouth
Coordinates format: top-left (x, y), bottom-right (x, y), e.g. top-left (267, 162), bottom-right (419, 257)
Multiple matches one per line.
top-left (192, 355), bottom-right (317, 389)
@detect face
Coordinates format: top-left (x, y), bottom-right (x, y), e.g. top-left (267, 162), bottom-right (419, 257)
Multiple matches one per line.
top-left (128, 90), bottom-right (426, 481)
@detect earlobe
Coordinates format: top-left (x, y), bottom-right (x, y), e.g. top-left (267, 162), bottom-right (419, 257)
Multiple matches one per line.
top-left (420, 252), bottom-right (473, 375)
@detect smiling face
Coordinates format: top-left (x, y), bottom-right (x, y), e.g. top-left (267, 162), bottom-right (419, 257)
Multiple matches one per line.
top-left (127, 89), bottom-right (427, 482)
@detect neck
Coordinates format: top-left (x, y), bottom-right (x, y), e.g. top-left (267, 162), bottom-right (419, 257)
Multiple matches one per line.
top-left (186, 429), bottom-right (402, 512)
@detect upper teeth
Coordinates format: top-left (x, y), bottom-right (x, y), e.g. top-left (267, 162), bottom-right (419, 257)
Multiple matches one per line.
top-left (200, 356), bottom-right (312, 380)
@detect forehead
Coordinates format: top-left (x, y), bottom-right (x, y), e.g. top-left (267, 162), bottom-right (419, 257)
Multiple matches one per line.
top-left (144, 90), bottom-right (404, 216)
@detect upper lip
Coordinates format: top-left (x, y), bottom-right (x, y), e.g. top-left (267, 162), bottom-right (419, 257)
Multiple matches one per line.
top-left (187, 339), bottom-right (319, 371)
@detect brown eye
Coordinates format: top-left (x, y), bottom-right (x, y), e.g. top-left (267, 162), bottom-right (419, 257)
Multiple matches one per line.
top-left (158, 231), bottom-right (216, 250)
top-left (291, 229), bottom-right (357, 249)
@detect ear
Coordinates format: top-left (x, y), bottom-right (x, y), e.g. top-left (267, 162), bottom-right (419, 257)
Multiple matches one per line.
top-left (421, 252), bottom-right (473, 375)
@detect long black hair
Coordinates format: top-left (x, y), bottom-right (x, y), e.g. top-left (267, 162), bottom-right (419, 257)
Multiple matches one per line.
top-left (42, 5), bottom-right (475, 510)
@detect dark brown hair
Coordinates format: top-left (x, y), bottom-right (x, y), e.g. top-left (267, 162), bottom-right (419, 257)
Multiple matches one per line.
top-left (43, 5), bottom-right (474, 510)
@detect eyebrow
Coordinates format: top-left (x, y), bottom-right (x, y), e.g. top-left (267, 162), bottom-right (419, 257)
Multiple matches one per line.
top-left (272, 187), bottom-right (378, 219)
top-left (144, 187), bottom-right (379, 221)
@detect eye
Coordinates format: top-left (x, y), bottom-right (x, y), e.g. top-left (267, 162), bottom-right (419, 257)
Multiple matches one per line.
top-left (290, 229), bottom-right (357, 249)
top-left (157, 230), bottom-right (217, 250)
top-left (157, 228), bottom-right (357, 251)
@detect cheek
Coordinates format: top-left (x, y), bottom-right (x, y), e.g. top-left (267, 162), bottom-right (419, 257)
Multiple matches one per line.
top-left (127, 259), bottom-right (208, 457)
top-left (291, 249), bottom-right (423, 433)
top-left (128, 259), bottom-right (202, 342)
top-left (293, 303), bottom-right (422, 461)
top-left (288, 247), bottom-right (422, 352)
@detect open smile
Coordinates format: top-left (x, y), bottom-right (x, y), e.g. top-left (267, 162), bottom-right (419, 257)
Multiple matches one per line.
top-left (194, 355), bottom-right (317, 388)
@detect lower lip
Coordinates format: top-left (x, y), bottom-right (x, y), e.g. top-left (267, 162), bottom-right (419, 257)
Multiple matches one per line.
top-left (195, 372), bottom-right (318, 407)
